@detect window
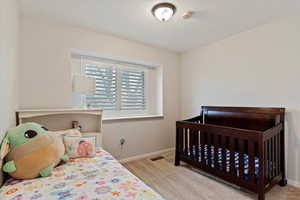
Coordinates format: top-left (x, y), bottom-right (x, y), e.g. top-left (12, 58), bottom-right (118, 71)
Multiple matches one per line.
top-left (72, 52), bottom-right (162, 118)
top-left (85, 63), bottom-right (146, 111)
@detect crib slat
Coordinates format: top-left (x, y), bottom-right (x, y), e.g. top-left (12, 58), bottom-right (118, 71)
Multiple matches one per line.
top-left (182, 128), bottom-right (184, 155)
top-left (248, 141), bottom-right (255, 183)
top-left (200, 131), bottom-right (205, 164)
top-left (222, 136), bottom-right (226, 172)
top-left (269, 138), bottom-right (273, 179)
top-left (195, 130), bottom-right (199, 162)
top-left (214, 135), bottom-right (218, 169)
top-left (273, 136), bottom-right (277, 177)
top-left (270, 137), bottom-right (272, 178)
top-left (239, 139), bottom-right (244, 180)
top-left (229, 137), bottom-right (235, 175)
top-left (184, 128), bottom-right (188, 157)
top-left (207, 133), bottom-right (212, 167)
top-left (275, 136), bottom-right (278, 177)
top-left (274, 135), bottom-right (277, 176)
top-left (268, 138), bottom-right (272, 180)
top-left (189, 129), bottom-right (193, 160)
top-left (278, 134), bottom-right (281, 176)
top-left (264, 140), bottom-right (267, 182)
top-left (266, 140), bottom-right (270, 182)
top-left (276, 134), bottom-right (280, 176)
top-left (270, 138), bottom-right (273, 179)
top-left (189, 128), bottom-right (194, 160)
top-left (178, 127), bottom-right (183, 155)
top-left (271, 137), bottom-right (275, 178)
top-left (187, 128), bottom-right (191, 159)
top-left (277, 134), bottom-right (282, 176)
top-left (192, 129), bottom-right (197, 161)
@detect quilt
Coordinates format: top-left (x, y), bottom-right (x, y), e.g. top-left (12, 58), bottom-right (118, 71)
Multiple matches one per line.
top-left (0, 148), bottom-right (164, 200)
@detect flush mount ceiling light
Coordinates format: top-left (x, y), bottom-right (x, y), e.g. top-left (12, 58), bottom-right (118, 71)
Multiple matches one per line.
top-left (152, 2), bottom-right (176, 22)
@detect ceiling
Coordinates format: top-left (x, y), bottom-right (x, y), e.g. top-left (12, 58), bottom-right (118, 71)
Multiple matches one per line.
top-left (19, 0), bottom-right (300, 53)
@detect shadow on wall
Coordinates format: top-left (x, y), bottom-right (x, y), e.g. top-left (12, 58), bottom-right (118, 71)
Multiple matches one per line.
top-left (286, 110), bottom-right (300, 183)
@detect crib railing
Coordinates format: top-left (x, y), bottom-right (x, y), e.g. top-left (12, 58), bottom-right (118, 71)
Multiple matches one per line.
top-left (262, 124), bottom-right (284, 187)
top-left (175, 119), bottom-right (283, 196)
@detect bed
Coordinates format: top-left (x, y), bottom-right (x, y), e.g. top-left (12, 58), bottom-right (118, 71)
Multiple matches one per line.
top-left (0, 147), bottom-right (164, 200)
top-left (0, 109), bottom-right (165, 200)
top-left (175, 106), bottom-right (287, 200)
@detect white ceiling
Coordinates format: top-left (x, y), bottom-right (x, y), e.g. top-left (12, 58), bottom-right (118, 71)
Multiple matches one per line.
top-left (19, 0), bottom-right (300, 53)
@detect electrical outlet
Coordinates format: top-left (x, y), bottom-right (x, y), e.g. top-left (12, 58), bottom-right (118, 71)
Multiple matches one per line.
top-left (120, 138), bottom-right (125, 145)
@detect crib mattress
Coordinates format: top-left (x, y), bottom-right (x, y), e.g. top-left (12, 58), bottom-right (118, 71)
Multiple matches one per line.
top-left (185, 145), bottom-right (260, 181)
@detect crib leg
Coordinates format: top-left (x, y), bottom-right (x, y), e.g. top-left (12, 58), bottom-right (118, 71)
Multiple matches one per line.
top-left (258, 192), bottom-right (265, 200)
top-left (175, 154), bottom-right (180, 166)
top-left (175, 126), bottom-right (181, 166)
top-left (279, 178), bottom-right (287, 187)
top-left (279, 162), bottom-right (287, 186)
top-left (279, 129), bottom-right (287, 187)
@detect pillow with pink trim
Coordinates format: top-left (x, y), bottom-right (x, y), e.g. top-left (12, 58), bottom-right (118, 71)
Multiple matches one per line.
top-left (63, 136), bottom-right (96, 158)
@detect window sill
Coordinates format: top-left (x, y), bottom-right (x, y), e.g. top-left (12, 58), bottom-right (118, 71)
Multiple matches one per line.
top-left (103, 115), bottom-right (164, 122)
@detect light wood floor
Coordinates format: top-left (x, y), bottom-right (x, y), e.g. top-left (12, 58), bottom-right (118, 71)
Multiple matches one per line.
top-left (123, 151), bottom-right (300, 200)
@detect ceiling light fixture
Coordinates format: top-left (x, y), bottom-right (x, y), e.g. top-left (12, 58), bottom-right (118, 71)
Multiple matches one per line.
top-left (152, 2), bottom-right (176, 22)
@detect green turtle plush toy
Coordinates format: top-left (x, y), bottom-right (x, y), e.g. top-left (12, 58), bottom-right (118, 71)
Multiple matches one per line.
top-left (1, 123), bottom-right (69, 179)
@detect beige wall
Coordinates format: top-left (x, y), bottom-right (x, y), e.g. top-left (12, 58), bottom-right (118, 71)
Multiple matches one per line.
top-left (0, 0), bottom-right (19, 134)
top-left (180, 15), bottom-right (300, 185)
top-left (0, 0), bottom-right (19, 184)
top-left (20, 17), bottom-right (180, 159)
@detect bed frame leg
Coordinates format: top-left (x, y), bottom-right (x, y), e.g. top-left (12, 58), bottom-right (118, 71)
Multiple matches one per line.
top-left (258, 192), bottom-right (265, 200)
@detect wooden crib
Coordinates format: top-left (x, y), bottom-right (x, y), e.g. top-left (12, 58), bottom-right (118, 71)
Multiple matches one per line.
top-left (175, 106), bottom-right (287, 200)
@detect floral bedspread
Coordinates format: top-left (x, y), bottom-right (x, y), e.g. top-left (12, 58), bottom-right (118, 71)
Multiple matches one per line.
top-left (0, 148), bottom-right (165, 200)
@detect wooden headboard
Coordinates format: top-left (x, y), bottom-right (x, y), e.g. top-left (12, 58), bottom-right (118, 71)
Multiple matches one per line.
top-left (201, 106), bottom-right (285, 131)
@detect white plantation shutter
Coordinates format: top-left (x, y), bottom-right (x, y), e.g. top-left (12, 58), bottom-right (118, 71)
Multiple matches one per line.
top-left (85, 64), bottom-right (117, 110)
top-left (81, 58), bottom-right (147, 112)
top-left (72, 53), bottom-right (162, 117)
top-left (120, 69), bottom-right (146, 110)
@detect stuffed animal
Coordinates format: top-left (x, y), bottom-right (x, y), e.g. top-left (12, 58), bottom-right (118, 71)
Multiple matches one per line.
top-left (1, 123), bottom-right (69, 179)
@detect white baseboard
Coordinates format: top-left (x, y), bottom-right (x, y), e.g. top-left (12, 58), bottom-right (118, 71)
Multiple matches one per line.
top-left (288, 179), bottom-right (300, 188)
top-left (119, 148), bottom-right (175, 163)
